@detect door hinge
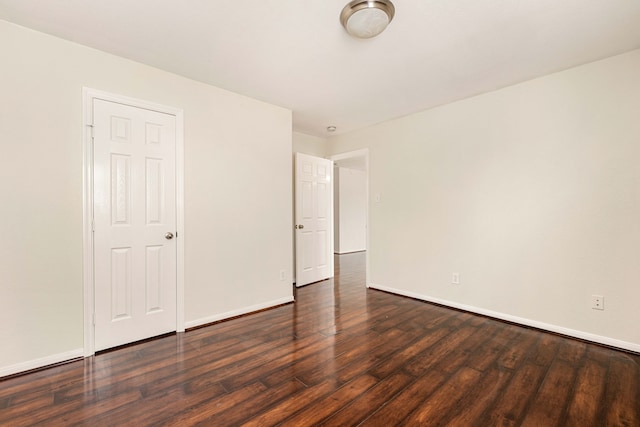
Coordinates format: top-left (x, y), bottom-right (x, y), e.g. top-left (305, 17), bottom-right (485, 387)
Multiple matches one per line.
top-left (93, 313), bottom-right (96, 326)
top-left (91, 220), bottom-right (95, 232)
top-left (175, 231), bottom-right (178, 238)
top-left (88, 124), bottom-right (94, 139)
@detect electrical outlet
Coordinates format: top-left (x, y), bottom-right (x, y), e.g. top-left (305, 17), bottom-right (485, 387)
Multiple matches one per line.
top-left (452, 273), bottom-right (460, 285)
top-left (591, 295), bottom-right (604, 310)
top-left (280, 270), bottom-right (286, 281)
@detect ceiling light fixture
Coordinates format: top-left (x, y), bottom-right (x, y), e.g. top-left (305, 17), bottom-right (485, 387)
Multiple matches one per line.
top-left (340, 0), bottom-right (395, 39)
top-left (327, 126), bottom-right (337, 132)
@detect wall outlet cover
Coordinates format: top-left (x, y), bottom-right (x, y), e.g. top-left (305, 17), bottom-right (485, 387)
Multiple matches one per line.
top-left (591, 294), bottom-right (604, 310)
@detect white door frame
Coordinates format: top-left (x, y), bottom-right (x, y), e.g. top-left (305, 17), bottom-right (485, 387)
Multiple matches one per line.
top-left (329, 149), bottom-right (370, 288)
top-left (82, 88), bottom-right (185, 356)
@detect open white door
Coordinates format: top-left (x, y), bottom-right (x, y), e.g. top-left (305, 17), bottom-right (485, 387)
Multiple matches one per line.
top-left (295, 153), bottom-right (334, 287)
top-left (93, 98), bottom-right (177, 351)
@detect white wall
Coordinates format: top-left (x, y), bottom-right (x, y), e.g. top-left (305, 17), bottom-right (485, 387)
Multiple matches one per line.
top-left (0, 20), bottom-right (293, 374)
top-left (293, 131), bottom-right (327, 158)
top-left (326, 49), bottom-right (640, 351)
top-left (334, 167), bottom-right (366, 254)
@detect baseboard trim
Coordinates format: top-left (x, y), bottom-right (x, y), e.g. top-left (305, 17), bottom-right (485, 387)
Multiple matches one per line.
top-left (2, 297), bottom-right (296, 378)
top-left (0, 348), bottom-right (84, 379)
top-left (369, 283), bottom-right (640, 354)
top-left (185, 296), bottom-right (295, 330)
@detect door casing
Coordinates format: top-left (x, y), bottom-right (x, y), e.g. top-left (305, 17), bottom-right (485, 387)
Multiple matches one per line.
top-left (82, 88), bottom-right (185, 356)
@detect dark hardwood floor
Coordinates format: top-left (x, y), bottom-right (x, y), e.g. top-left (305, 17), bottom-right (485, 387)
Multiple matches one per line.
top-left (1, 252), bottom-right (639, 426)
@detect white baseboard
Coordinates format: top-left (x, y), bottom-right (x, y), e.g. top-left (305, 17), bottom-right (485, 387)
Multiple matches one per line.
top-left (185, 296), bottom-right (294, 329)
top-left (0, 348), bottom-right (84, 378)
top-left (370, 283), bottom-right (640, 353)
top-left (2, 297), bottom-right (294, 377)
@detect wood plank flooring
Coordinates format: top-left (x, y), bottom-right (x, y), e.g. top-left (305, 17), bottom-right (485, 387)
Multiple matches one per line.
top-left (1, 252), bottom-right (639, 426)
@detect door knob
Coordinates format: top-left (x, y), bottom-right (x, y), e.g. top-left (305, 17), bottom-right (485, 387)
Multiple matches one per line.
top-left (165, 232), bottom-right (174, 240)
top-left (296, 224), bottom-right (304, 229)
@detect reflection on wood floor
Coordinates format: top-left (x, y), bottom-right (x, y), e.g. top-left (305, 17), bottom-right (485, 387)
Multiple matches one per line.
top-left (1, 252), bottom-right (639, 425)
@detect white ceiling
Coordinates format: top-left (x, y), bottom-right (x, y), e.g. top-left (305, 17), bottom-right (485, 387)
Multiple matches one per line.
top-left (1, 0), bottom-right (640, 137)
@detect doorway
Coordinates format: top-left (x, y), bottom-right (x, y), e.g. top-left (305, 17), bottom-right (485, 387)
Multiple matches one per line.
top-left (294, 152), bottom-right (334, 287)
top-left (329, 149), bottom-right (369, 287)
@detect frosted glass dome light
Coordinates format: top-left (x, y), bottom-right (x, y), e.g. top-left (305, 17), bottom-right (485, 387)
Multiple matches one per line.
top-left (340, 0), bottom-right (395, 39)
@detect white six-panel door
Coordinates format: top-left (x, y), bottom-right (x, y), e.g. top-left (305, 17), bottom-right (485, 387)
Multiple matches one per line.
top-left (295, 153), bottom-right (333, 287)
top-left (93, 99), bottom-right (177, 351)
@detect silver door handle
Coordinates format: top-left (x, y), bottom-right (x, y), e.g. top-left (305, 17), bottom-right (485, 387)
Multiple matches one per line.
top-left (165, 232), bottom-right (174, 240)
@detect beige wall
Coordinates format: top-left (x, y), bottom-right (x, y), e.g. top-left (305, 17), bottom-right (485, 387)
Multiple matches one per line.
top-left (0, 20), bottom-right (293, 374)
top-left (293, 132), bottom-right (327, 157)
top-left (326, 49), bottom-right (640, 351)
top-left (334, 167), bottom-right (367, 254)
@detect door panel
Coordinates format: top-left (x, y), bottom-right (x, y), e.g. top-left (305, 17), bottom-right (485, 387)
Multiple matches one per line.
top-left (145, 158), bottom-right (164, 224)
top-left (93, 99), bottom-right (177, 351)
top-left (145, 245), bottom-right (164, 313)
top-left (111, 247), bottom-right (133, 320)
top-left (295, 153), bottom-right (333, 286)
